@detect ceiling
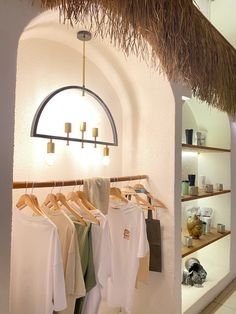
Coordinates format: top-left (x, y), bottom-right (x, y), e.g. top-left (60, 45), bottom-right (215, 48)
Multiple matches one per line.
top-left (195, 0), bottom-right (236, 48)
top-left (211, 0), bottom-right (236, 48)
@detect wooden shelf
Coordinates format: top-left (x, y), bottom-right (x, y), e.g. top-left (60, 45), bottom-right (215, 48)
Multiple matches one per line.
top-left (182, 143), bottom-right (230, 153)
top-left (182, 228), bottom-right (231, 257)
top-left (181, 189), bottom-right (231, 202)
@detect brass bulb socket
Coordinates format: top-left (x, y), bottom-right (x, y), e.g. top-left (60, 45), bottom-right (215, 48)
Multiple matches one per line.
top-left (47, 140), bottom-right (55, 154)
top-left (103, 146), bottom-right (109, 156)
top-left (80, 122), bottom-right (86, 132)
top-left (64, 122), bottom-right (72, 133)
top-left (92, 127), bottom-right (98, 137)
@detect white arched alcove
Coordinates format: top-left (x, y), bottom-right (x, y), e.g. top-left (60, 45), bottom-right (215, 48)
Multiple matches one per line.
top-left (13, 10), bottom-right (179, 314)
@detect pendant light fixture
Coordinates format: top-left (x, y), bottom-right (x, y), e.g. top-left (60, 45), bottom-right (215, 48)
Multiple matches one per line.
top-left (31, 30), bottom-right (118, 166)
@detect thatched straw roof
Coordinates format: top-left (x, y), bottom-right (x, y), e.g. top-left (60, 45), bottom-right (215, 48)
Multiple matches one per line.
top-left (38, 0), bottom-right (236, 115)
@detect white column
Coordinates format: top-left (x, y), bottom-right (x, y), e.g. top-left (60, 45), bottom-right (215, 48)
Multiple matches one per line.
top-left (0, 1), bottom-right (39, 311)
top-left (171, 82), bottom-right (192, 314)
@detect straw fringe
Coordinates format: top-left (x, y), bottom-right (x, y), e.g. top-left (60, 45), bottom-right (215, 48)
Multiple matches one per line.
top-left (37, 0), bottom-right (236, 114)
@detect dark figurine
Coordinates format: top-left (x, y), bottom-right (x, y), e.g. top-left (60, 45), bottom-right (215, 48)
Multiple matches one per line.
top-left (182, 258), bottom-right (207, 287)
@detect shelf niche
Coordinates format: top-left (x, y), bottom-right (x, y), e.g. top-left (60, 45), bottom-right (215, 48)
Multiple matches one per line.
top-left (182, 228), bottom-right (231, 257)
top-left (181, 98), bottom-right (231, 314)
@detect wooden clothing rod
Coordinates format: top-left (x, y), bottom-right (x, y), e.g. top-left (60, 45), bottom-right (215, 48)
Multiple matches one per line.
top-left (13, 175), bottom-right (148, 189)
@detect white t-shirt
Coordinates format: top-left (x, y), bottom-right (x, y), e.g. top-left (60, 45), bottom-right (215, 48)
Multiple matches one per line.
top-left (106, 200), bottom-right (149, 313)
top-left (42, 208), bottom-right (86, 314)
top-left (10, 208), bottom-right (67, 314)
top-left (82, 209), bottom-right (112, 314)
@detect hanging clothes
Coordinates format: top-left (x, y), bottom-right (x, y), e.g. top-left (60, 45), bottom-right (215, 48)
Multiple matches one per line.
top-left (83, 177), bottom-right (110, 214)
top-left (145, 209), bottom-right (162, 272)
top-left (10, 208), bottom-right (67, 314)
top-left (73, 222), bottom-right (96, 314)
top-left (81, 209), bottom-right (112, 314)
top-left (42, 208), bottom-right (86, 314)
top-left (106, 200), bottom-right (149, 314)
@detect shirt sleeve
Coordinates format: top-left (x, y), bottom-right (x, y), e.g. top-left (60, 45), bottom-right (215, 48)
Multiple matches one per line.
top-left (137, 210), bottom-right (149, 258)
top-left (97, 219), bottom-right (112, 288)
top-left (53, 230), bottom-right (67, 311)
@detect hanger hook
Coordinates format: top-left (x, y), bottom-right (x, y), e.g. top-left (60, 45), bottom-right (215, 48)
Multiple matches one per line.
top-left (25, 181), bottom-right (28, 194)
top-left (79, 180), bottom-right (83, 191)
top-left (30, 181), bottom-right (35, 195)
top-left (59, 181), bottom-right (64, 193)
top-left (50, 181), bottom-right (55, 194)
top-left (138, 176), bottom-right (141, 185)
top-left (73, 180), bottom-right (77, 192)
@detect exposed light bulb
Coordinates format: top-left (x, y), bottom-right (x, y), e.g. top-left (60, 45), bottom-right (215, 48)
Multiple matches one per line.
top-left (46, 139), bottom-right (55, 166)
top-left (103, 146), bottom-right (110, 166)
top-left (103, 155), bottom-right (110, 166)
top-left (46, 153), bottom-right (55, 166)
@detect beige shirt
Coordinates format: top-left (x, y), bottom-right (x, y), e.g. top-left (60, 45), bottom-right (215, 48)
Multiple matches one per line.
top-left (10, 208), bottom-right (67, 314)
top-left (43, 207), bottom-right (86, 314)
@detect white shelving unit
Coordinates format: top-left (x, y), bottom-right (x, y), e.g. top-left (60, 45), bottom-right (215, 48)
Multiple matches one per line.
top-left (181, 99), bottom-right (231, 314)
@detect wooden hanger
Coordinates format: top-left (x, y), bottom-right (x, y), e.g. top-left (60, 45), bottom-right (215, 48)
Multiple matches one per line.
top-left (133, 183), bottom-right (167, 209)
top-left (110, 187), bottom-right (128, 203)
top-left (76, 191), bottom-right (97, 211)
top-left (56, 192), bottom-right (86, 226)
top-left (16, 194), bottom-right (42, 216)
top-left (67, 191), bottom-right (100, 225)
top-left (121, 185), bottom-right (155, 210)
top-left (31, 194), bottom-right (40, 208)
top-left (43, 193), bottom-right (61, 211)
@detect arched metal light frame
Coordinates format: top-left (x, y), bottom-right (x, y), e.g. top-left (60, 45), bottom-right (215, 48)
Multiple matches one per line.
top-left (30, 85), bottom-right (118, 147)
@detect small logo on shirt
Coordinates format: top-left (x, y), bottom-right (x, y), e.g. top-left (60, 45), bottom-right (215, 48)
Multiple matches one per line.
top-left (123, 228), bottom-right (130, 240)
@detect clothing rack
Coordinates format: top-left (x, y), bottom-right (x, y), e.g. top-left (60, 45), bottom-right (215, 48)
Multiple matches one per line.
top-left (13, 175), bottom-right (148, 189)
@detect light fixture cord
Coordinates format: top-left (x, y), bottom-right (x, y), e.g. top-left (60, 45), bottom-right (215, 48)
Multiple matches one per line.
top-left (82, 38), bottom-right (86, 96)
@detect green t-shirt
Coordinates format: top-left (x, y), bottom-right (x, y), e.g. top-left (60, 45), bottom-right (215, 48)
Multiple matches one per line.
top-left (74, 222), bottom-right (96, 314)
